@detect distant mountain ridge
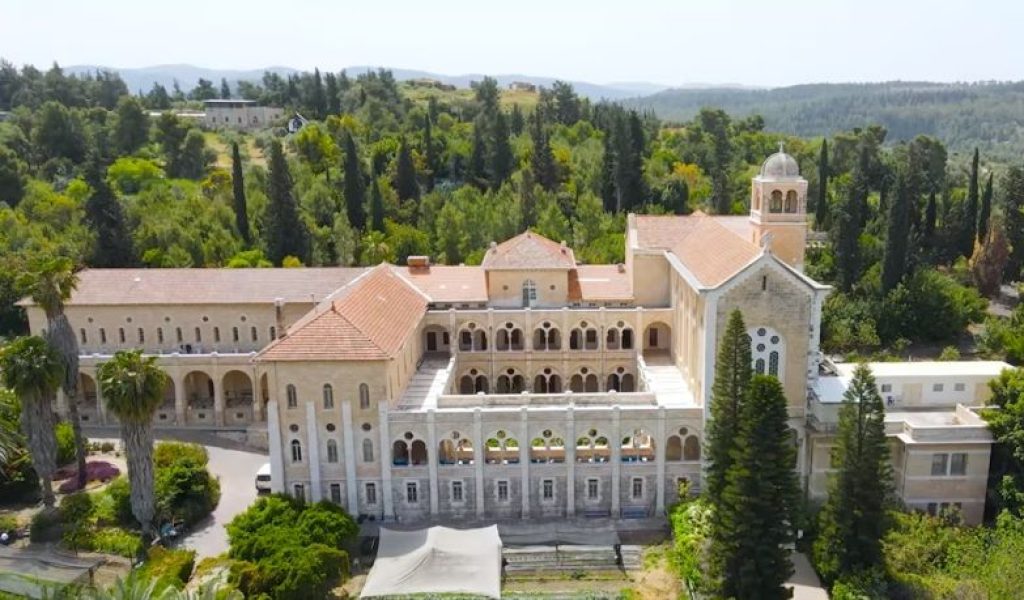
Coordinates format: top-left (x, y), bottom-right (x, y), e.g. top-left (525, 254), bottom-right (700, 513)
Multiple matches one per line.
top-left (64, 63), bottom-right (671, 101)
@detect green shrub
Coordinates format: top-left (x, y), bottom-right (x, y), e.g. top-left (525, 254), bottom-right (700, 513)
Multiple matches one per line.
top-left (155, 454), bottom-right (220, 526)
top-left (667, 496), bottom-right (712, 594)
top-left (154, 442), bottom-right (208, 469)
top-left (99, 441), bottom-right (115, 453)
top-left (59, 492), bottom-right (95, 549)
top-left (0, 515), bottom-right (17, 532)
top-left (29, 508), bottom-right (62, 543)
top-left (54, 422), bottom-right (83, 466)
top-left (88, 527), bottom-right (143, 558)
top-left (102, 477), bottom-right (137, 528)
top-left (141, 547), bottom-right (196, 587)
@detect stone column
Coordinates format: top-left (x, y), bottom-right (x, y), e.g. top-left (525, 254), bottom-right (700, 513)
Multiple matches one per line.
top-left (174, 374), bottom-right (186, 426)
top-left (95, 376), bottom-right (107, 425)
top-left (427, 409), bottom-right (439, 516)
top-left (611, 406), bottom-right (621, 518)
top-left (655, 406), bottom-right (666, 515)
top-left (519, 407), bottom-right (530, 519)
top-left (305, 401), bottom-right (322, 502)
top-left (341, 398), bottom-right (359, 513)
top-left (56, 389), bottom-right (67, 418)
top-left (378, 392), bottom-right (395, 520)
top-left (565, 406), bottom-right (575, 517)
top-left (252, 366), bottom-right (263, 422)
top-left (267, 400), bottom-right (285, 494)
top-left (473, 408), bottom-right (485, 518)
top-left (213, 373), bottom-right (225, 426)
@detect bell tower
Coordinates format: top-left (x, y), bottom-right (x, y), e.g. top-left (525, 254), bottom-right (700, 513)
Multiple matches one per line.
top-left (750, 143), bottom-right (808, 270)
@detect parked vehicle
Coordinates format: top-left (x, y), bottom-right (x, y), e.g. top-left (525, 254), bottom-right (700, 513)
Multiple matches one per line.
top-left (255, 462), bottom-right (272, 492)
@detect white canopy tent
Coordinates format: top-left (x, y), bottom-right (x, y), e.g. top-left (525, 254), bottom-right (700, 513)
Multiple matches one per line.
top-left (360, 525), bottom-right (503, 599)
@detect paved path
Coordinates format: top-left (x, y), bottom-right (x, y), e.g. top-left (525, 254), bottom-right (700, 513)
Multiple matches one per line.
top-left (85, 430), bottom-right (268, 559)
top-left (786, 552), bottom-right (829, 600)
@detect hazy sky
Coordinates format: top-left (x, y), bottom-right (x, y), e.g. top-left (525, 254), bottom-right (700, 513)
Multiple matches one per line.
top-left (4, 0), bottom-right (1022, 87)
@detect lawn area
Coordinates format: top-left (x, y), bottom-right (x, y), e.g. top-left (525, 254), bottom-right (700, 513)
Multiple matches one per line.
top-left (204, 131), bottom-right (267, 170)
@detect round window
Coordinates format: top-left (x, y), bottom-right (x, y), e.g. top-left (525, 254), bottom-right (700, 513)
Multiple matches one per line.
top-left (679, 427), bottom-right (689, 436)
top-left (757, 327), bottom-right (766, 337)
top-left (452, 431), bottom-right (460, 440)
top-left (497, 430), bottom-right (506, 439)
top-left (771, 335), bottom-right (780, 344)
top-left (326, 423), bottom-right (336, 432)
top-left (543, 429), bottom-right (552, 438)
top-left (757, 344), bottom-right (766, 352)
top-left (361, 423), bottom-right (372, 432)
top-left (404, 431), bottom-right (414, 440)
top-left (289, 424), bottom-right (299, 433)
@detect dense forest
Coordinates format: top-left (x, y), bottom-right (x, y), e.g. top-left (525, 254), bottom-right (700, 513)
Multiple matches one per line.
top-left (3, 60), bottom-right (1024, 370)
top-left (626, 81), bottom-right (1024, 161)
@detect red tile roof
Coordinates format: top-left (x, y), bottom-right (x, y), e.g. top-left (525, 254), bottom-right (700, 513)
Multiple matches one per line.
top-left (633, 214), bottom-right (762, 288)
top-left (481, 231), bottom-right (575, 269)
top-left (22, 268), bottom-right (367, 306)
top-left (257, 265), bottom-right (428, 361)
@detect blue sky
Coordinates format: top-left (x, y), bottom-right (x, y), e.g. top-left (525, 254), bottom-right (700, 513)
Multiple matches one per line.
top-left (3, 0), bottom-right (1022, 87)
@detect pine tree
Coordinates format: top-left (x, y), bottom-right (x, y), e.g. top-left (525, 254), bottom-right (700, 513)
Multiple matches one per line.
top-left (230, 142), bottom-right (251, 244)
top-left (324, 72), bottom-right (340, 116)
top-left (599, 129), bottom-right (617, 212)
top-left (815, 139), bottom-right (830, 230)
top-left (705, 310), bottom-right (752, 502)
top-left (395, 138), bottom-right (420, 203)
top-left (342, 131), bottom-right (367, 231)
top-left (489, 111), bottom-right (514, 189)
top-left (265, 141), bottom-right (309, 265)
top-left (423, 113), bottom-right (435, 192)
top-left (714, 376), bottom-right (799, 599)
top-left (881, 167), bottom-right (911, 293)
top-left (531, 113), bottom-right (557, 192)
top-left (814, 364), bottom-right (892, 584)
top-left (961, 147), bottom-right (980, 257)
top-left (369, 176), bottom-right (384, 233)
top-left (84, 160), bottom-right (134, 267)
top-left (978, 171), bottom-right (993, 244)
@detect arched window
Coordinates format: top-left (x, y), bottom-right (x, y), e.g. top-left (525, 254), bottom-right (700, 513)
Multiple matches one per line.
top-left (522, 279), bottom-right (537, 307)
top-left (232, 326), bottom-right (240, 342)
top-left (213, 327), bottom-right (220, 343)
top-left (784, 190), bottom-right (798, 213)
top-left (326, 439), bottom-right (338, 463)
top-left (79, 328), bottom-right (87, 345)
top-left (286, 384), bottom-right (298, 408)
top-left (749, 326), bottom-right (785, 383)
top-left (769, 190), bottom-right (783, 212)
top-left (322, 384), bottom-right (334, 409)
top-left (683, 436), bottom-right (701, 461)
top-left (362, 439), bottom-right (374, 462)
top-left (290, 439), bottom-right (302, 462)
top-left (392, 440), bottom-right (410, 466)
top-left (359, 383), bottom-right (370, 409)
top-left (251, 326), bottom-right (258, 342)
top-left (666, 436), bottom-right (682, 461)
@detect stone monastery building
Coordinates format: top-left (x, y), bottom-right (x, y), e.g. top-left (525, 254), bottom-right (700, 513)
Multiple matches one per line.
top-left (24, 150), bottom-right (1004, 525)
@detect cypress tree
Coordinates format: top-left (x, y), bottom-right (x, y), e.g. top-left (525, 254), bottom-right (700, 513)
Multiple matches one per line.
top-left (705, 310), bottom-right (752, 501)
top-left (219, 78), bottom-right (231, 99)
top-left (84, 160), bottom-right (135, 267)
top-left (813, 364), bottom-right (892, 584)
top-left (510, 103), bottom-right (525, 135)
top-left (309, 67), bottom-right (326, 120)
top-left (423, 114), bottom-right (435, 192)
top-left (978, 171), bottom-right (993, 244)
top-left (342, 131), bottom-right (366, 231)
top-left (714, 375), bottom-right (799, 599)
top-left (881, 167), bottom-right (911, 293)
top-left (834, 152), bottom-right (867, 292)
top-left (369, 176), bottom-right (384, 233)
top-left (961, 147), bottom-right (980, 257)
top-left (815, 139), bottom-right (830, 230)
top-left (468, 121), bottom-right (487, 189)
top-left (531, 112), bottom-right (557, 192)
top-left (600, 129), bottom-right (616, 212)
top-left (1003, 167), bottom-right (1024, 281)
top-left (489, 111), bottom-right (514, 189)
top-left (324, 72), bottom-right (340, 116)
top-left (395, 138), bottom-right (420, 203)
top-left (265, 141), bottom-right (309, 265)
top-left (230, 142), bottom-right (251, 245)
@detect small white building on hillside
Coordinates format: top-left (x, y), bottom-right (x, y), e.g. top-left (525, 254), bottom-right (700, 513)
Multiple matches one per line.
top-left (203, 99), bottom-right (283, 130)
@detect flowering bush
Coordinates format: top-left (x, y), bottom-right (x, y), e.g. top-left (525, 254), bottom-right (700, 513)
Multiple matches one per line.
top-left (56, 461), bottom-right (121, 493)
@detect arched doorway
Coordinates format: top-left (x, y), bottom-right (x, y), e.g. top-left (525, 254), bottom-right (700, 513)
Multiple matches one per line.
top-left (643, 322), bottom-right (671, 355)
top-left (223, 370), bottom-right (254, 425)
top-left (155, 377), bottom-right (176, 426)
top-left (423, 325), bottom-right (450, 355)
top-left (183, 370), bottom-right (215, 425)
top-left (77, 373), bottom-right (100, 424)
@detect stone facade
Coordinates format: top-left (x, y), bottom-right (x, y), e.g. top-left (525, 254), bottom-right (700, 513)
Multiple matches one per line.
top-left (27, 151), bottom-right (1001, 526)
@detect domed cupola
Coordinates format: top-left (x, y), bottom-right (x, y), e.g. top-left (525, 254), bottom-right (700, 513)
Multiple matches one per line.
top-left (759, 143), bottom-right (801, 179)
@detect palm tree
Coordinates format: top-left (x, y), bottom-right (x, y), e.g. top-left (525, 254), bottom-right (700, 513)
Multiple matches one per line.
top-left (19, 257), bottom-right (88, 488)
top-left (97, 350), bottom-right (167, 539)
top-left (0, 336), bottom-right (64, 508)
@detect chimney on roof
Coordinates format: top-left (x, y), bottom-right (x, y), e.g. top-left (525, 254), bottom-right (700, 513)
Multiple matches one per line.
top-left (274, 298), bottom-right (287, 339)
top-left (407, 256), bottom-right (430, 269)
